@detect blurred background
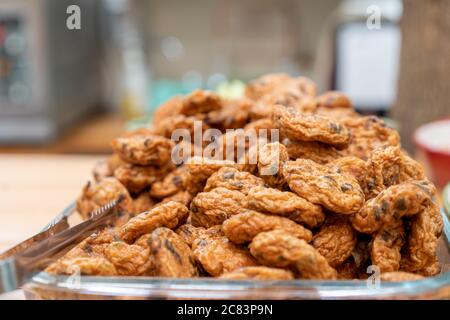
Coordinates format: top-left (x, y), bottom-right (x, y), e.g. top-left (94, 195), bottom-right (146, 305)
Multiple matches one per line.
top-left (0, 0), bottom-right (450, 281)
top-left (0, 0), bottom-right (448, 171)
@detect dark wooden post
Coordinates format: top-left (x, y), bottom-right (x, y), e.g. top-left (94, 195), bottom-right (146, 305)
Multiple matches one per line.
top-left (392, 0), bottom-right (450, 152)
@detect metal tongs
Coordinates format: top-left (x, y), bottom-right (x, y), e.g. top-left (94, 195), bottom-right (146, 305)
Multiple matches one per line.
top-left (0, 197), bottom-right (124, 294)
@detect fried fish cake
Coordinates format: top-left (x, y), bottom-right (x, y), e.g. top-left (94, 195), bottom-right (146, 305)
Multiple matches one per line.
top-left (149, 166), bottom-right (191, 199)
top-left (161, 190), bottom-right (193, 207)
top-left (247, 186), bottom-right (325, 228)
top-left (222, 210), bottom-right (312, 244)
top-left (316, 91), bottom-right (353, 110)
top-left (272, 105), bottom-right (350, 149)
top-left (111, 135), bottom-right (174, 166)
top-left (312, 216), bottom-right (357, 268)
top-left (249, 230), bottom-right (337, 279)
top-left (153, 114), bottom-right (210, 142)
top-left (282, 159), bottom-right (365, 214)
top-left (192, 235), bottom-right (258, 276)
top-left (352, 181), bottom-right (433, 234)
top-left (205, 98), bottom-right (252, 130)
top-left (119, 201), bottom-right (189, 243)
top-left (314, 91), bottom-right (359, 120)
top-left (257, 142), bottom-right (290, 188)
top-left (185, 157), bottom-right (242, 193)
top-left (340, 116), bottom-right (400, 160)
top-left (366, 146), bottom-right (426, 198)
top-left (131, 192), bottom-right (157, 214)
top-left (179, 90), bottom-right (222, 116)
top-left (327, 156), bottom-right (369, 196)
top-left (46, 257), bottom-right (118, 276)
top-left (76, 177), bottom-right (132, 221)
top-left (149, 227), bottom-right (198, 278)
top-left (190, 187), bottom-right (248, 228)
top-left (204, 167), bottom-right (265, 195)
top-left (283, 139), bottom-right (342, 164)
top-left (401, 201), bottom-right (443, 272)
top-left (245, 73), bottom-right (316, 101)
top-left (103, 241), bottom-right (152, 276)
top-left (114, 163), bottom-right (171, 194)
top-left (371, 220), bottom-right (405, 272)
top-left (176, 224), bottom-right (206, 247)
top-left (219, 266), bottom-right (294, 280)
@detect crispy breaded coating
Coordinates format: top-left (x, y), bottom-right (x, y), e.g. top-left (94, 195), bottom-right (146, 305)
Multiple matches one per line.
top-left (219, 266), bottom-right (294, 280)
top-left (205, 98), bottom-right (251, 130)
top-left (179, 90), bottom-right (222, 116)
top-left (327, 156), bottom-right (369, 196)
top-left (257, 142), bottom-right (289, 188)
top-left (111, 135), bottom-right (174, 166)
top-left (222, 210), bottom-right (312, 244)
top-left (204, 167), bottom-right (265, 195)
top-left (131, 192), bottom-right (156, 214)
top-left (161, 191), bottom-right (193, 207)
top-left (352, 181), bottom-right (433, 234)
top-left (312, 216), bottom-right (357, 268)
top-left (246, 73), bottom-right (316, 101)
top-left (119, 201), bottom-right (189, 243)
top-left (316, 91), bottom-right (353, 109)
top-left (371, 220), bottom-right (405, 272)
top-left (104, 241), bottom-right (152, 276)
top-left (46, 257), bottom-right (118, 276)
top-left (247, 186), bottom-right (325, 228)
top-left (380, 271), bottom-right (424, 282)
top-left (248, 101), bottom-right (275, 120)
top-left (272, 105), bottom-right (350, 149)
top-left (114, 163), bottom-right (171, 194)
top-left (283, 139), bottom-right (342, 164)
top-left (340, 116), bottom-right (400, 160)
top-left (153, 114), bottom-right (209, 141)
top-left (401, 200), bottom-right (443, 272)
top-left (336, 259), bottom-right (359, 280)
top-left (176, 224), bottom-right (207, 247)
top-left (366, 146), bottom-right (426, 198)
top-left (192, 235), bottom-right (258, 276)
top-left (190, 187), bottom-right (248, 228)
top-left (415, 257), bottom-right (441, 277)
top-left (185, 156), bottom-right (242, 193)
top-left (76, 177), bottom-right (132, 221)
top-left (314, 91), bottom-right (359, 120)
top-left (282, 159), bottom-right (365, 214)
top-left (149, 166), bottom-right (191, 199)
top-left (249, 230), bottom-right (337, 279)
top-left (149, 227), bottom-right (198, 278)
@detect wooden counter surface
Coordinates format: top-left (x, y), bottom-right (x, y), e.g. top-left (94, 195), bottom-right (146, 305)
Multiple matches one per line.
top-left (0, 154), bottom-right (103, 252)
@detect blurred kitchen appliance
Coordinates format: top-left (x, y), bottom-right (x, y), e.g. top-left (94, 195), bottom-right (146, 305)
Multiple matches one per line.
top-left (0, 0), bottom-right (102, 143)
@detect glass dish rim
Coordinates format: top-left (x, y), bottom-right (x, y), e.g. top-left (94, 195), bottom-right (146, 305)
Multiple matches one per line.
top-left (23, 210), bottom-right (450, 299)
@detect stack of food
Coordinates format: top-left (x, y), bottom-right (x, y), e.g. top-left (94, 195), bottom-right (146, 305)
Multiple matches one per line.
top-left (47, 73), bottom-right (443, 282)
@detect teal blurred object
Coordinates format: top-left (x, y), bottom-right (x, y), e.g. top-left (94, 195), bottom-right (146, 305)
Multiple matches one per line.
top-left (148, 79), bottom-right (189, 115)
top-left (444, 183), bottom-right (450, 220)
top-left (128, 79), bottom-right (247, 129)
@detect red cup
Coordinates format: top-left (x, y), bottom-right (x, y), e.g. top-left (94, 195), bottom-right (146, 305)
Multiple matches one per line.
top-left (414, 119), bottom-right (450, 189)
